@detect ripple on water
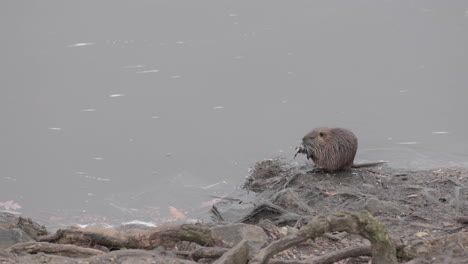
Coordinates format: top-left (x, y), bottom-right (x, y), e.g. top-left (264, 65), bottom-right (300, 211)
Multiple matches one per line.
top-left (67, 43), bottom-right (94, 47)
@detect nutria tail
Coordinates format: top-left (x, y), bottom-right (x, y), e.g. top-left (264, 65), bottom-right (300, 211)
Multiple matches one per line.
top-left (351, 161), bottom-right (387, 168)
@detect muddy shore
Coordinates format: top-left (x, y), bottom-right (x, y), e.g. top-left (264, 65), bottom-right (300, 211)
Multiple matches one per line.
top-left (1, 159), bottom-right (467, 264)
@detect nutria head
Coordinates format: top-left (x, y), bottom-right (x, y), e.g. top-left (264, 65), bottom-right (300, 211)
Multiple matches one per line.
top-left (302, 127), bottom-right (332, 150)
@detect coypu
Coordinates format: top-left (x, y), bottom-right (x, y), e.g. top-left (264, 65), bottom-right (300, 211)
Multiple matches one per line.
top-left (294, 127), bottom-right (385, 172)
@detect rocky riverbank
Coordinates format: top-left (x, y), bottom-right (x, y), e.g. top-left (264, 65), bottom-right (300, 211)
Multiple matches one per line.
top-left (1, 159), bottom-right (467, 264)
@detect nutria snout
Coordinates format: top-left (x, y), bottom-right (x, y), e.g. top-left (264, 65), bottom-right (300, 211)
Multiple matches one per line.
top-left (295, 127), bottom-right (384, 172)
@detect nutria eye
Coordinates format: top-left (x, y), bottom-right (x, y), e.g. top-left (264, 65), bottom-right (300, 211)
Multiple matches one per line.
top-left (319, 132), bottom-right (325, 137)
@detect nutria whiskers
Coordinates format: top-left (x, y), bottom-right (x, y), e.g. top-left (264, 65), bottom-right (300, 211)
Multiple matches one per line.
top-left (294, 127), bottom-right (385, 172)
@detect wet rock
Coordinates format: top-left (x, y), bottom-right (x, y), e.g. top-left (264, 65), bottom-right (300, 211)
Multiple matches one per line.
top-left (0, 212), bottom-right (48, 240)
top-left (0, 212), bottom-right (17, 226)
top-left (362, 197), bottom-right (403, 216)
top-left (211, 223), bottom-right (268, 256)
top-left (272, 188), bottom-right (315, 215)
top-left (0, 227), bottom-right (33, 248)
top-left (16, 216), bottom-right (49, 239)
top-left (213, 202), bottom-right (254, 223)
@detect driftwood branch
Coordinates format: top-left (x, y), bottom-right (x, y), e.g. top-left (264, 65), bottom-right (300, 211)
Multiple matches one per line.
top-left (39, 227), bottom-right (149, 249)
top-left (250, 211), bottom-right (397, 264)
top-left (7, 242), bottom-right (107, 258)
top-left (39, 224), bottom-right (213, 250)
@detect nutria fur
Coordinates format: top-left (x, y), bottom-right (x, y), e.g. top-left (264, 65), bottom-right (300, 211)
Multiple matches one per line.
top-left (294, 127), bottom-right (384, 172)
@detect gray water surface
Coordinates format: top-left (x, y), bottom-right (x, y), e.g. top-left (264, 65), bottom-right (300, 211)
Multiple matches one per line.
top-left (1, 0), bottom-right (467, 228)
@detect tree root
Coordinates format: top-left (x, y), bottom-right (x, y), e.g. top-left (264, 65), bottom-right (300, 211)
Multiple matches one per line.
top-left (149, 224), bottom-right (214, 248)
top-left (250, 211), bottom-right (397, 264)
top-left (454, 216), bottom-right (468, 224)
top-left (175, 247), bottom-right (229, 261)
top-left (268, 245), bottom-right (371, 264)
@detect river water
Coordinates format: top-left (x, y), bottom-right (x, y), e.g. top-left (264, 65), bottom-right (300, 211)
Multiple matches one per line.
top-left (1, 0), bottom-right (467, 229)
